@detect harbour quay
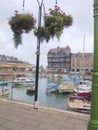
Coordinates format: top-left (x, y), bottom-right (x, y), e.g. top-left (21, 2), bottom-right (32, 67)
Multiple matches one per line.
top-left (0, 98), bottom-right (89, 130)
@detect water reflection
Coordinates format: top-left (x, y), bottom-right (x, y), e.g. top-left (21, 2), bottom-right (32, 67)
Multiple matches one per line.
top-left (7, 77), bottom-right (71, 110)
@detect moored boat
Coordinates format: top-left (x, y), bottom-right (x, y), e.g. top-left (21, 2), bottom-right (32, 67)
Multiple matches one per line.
top-left (12, 77), bottom-right (35, 86)
top-left (74, 88), bottom-right (91, 97)
top-left (78, 80), bottom-right (92, 90)
top-left (74, 80), bottom-right (92, 97)
top-left (0, 89), bottom-right (10, 96)
top-left (46, 82), bottom-right (58, 93)
top-left (0, 80), bottom-right (8, 85)
top-left (57, 82), bottom-right (76, 93)
top-left (61, 77), bottom-right (72, 83)
top-left (67, 96), bottom-right (91, 114)
top-left (26, 86), bottom-right (35, 94)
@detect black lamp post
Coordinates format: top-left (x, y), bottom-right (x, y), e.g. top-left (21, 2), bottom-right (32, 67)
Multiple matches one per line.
top-left (34, 0), bottom-right (44, 109)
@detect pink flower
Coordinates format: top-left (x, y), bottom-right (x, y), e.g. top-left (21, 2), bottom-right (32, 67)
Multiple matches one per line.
top-left (63, 12), bottom-right (66, 16)
top-left (57, 6), bottom-right (60, 10)
top-left (15, 10), bottom-right (19, 13)
top-left (49, 8), bottom-right (52, 11)
top-left (44, 13), bottom-right (48, 16)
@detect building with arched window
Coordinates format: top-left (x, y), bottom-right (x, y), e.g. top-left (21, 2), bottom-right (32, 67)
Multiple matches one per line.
top-left (71, 52), bottom-right (93, 73)
top-left (47, 45), bottom-right (93, 73)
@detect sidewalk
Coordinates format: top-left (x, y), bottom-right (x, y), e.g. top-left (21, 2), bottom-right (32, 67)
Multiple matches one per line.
top-left (0, 98), bottom-right (89, 130)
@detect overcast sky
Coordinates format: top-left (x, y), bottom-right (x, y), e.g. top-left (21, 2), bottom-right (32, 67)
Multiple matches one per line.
top-left (0, 0), bottom-right (94, 67)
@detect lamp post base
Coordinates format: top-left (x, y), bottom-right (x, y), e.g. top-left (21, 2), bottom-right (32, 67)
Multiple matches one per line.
top-left (88, 120), bottom-right (98, 130)
top-left (33, 101), bottom-right (39, 109)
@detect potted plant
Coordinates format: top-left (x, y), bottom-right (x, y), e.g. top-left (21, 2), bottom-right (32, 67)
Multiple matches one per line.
top-left (8, 10), bottom-right (36, 48)
top-left (34, 26), bottom-right (50, 42)
top-left (34, 6), bottom-right (73, 42)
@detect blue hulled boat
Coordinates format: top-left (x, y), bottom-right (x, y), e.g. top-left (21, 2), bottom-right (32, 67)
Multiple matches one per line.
top-left (46, 82), bottom-right (58, 93)
top-left (0, 80), bottom-right (8, 85)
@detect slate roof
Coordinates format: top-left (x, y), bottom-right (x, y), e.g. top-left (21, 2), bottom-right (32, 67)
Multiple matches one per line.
top-left (48, 45), bottom-right (71, 55)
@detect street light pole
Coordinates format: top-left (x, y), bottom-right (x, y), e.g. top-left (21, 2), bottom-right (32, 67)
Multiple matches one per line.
top-left (88, 0), bottom-right (98, 129)
top-left (34, 0), bottom-right (44, 109)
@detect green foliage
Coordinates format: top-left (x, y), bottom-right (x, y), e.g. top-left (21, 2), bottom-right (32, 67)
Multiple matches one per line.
top-left (13, 33), bottom-right (22, 49)
top-left (34, 6), bottom-right (73, 43)
top-left (63, 15), bottom-right (73, 27)
top-left (9, 12), bottom-right (36, 48)
top-left (9, 6), bottom-right (73, 47)
top-left (34, 27), bottom-right (50, 42)
top-left (45, 16), bottom-right (64, 39)
top-left (9, 13), bottom-right (35, 33)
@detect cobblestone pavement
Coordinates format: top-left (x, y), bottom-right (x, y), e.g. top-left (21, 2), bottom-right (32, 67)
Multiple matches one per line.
top-left (0, 98), bottom-right (90, 130)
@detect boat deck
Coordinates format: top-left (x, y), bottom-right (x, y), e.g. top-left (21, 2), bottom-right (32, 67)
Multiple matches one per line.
top-left (68, 99), bottom-right (91, 110)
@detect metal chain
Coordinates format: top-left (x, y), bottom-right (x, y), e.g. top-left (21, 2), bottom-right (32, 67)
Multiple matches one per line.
top-left (22, 0), bottom-right (25, 13)
top-left (55, 0), bottom-right (58, 8)
top-left (56, 0), bottom-right (57, 5)
top-left (23, 0), bottom-right (25, 7)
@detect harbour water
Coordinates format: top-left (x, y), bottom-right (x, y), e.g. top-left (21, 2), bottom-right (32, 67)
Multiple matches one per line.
top-left (2, 77), bottom-right (70, 110)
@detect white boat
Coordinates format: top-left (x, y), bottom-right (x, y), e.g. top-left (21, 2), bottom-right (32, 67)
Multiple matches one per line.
top-left (78, 80), bottom-right (92, 90)
top-left (12, 77), bottom-right (35, 85)
top-left (0, 89), bottom-right (10, 96)
top-left (74, 80), bottom-right (92, 97)
top-left (53, 74), bottom-right (60, 78)
top-left (68, 96), bottom-right (91, 114)
top-left (57, 82), bottom-right (76, 93)
top-left (74, 88), bottom-right (91, 97)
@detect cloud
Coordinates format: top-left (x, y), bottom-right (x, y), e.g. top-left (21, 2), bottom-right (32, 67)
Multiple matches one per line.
top-left (0, 0), bottom-right (94, 67)
top-left (0, 31), bottom-right (7, 43)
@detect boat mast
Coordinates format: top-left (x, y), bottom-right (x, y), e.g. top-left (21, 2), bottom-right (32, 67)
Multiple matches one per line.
top-left (82, 35), bottom-right (85, 78)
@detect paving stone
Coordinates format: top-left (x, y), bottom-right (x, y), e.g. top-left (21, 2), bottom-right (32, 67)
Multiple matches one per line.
top-left (60, 127), bottom-right (74, 130)
top-left (0, 118), bottom-right (8, 125)
top-left (21, 125), bottom-right (46, 130)
top-left (2, 121), bottom-right (24, 130)
top-left (0, 98), bottom-right (89, 130)
top-left (36, 117), bottom-right (55, 125)
top-left (38, 123), bottom-right (60, 130)
top-left (0, 126), bottom-right (12, 130)
top-left (73, 124), bottom-right (87, 130)
top-left (53, 120), bottom-right (74, 129)
top-left (20, 118), bottom-right (42, 126)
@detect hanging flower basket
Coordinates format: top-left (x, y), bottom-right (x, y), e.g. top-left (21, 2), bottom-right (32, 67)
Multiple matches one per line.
top-left (34, 26), bottom-right (50, 42)
top-left (44, 16), bottom-right (64, 39)
top-left (44, 6), bottom-right (73, 38)
top-left (8, 11), bottom-right (36, 48)
top-left (33, 6), bottom-right (73, 42)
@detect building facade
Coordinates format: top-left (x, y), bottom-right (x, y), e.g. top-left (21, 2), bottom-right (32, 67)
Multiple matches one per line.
top-left (47, 45), bottom-right (72, 72)
top-left (0, 54), bottom-right (33, 72)
top-left (47, 46), bottom-right (93, 73)
top-left (71, 52), bottom-right (93, 73)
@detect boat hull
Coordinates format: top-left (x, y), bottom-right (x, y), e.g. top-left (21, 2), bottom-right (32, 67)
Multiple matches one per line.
top-left (68, 96), bottom-right (91, 114)
top-left (26, 87), bottom-right (35, 93)
top-left (58, 82), bottom-right (76, 93)
top-left (46, 82), bottom-right (58, 93)
top-left (0, 90), bottom-right (10, 96)
top-left (0, 81), bottom-right (8, 85)
top-left (75, 92), bottom-right (91, 97)
top-left (12, 77), bottom-right (35, 86)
